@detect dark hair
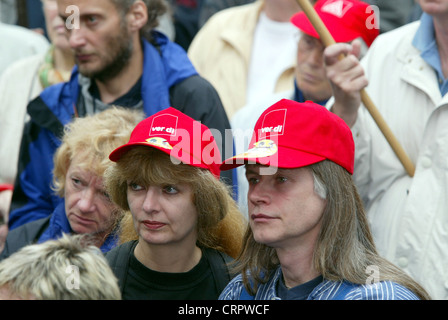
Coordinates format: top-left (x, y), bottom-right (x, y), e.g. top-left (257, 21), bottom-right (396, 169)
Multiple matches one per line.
top-left (111, 0), bottom-right (167, 40)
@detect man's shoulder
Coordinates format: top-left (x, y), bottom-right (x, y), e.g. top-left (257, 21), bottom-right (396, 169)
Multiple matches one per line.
top-left (170, 74), bottom-right (215, 93)
top-left (169, 74), bottom-right (230, 127)
top-left (0, 217), bottom-right (50, 260)
top-left (169, 75), bottom-right (222, 108)
top-left (28, 74), bottom-right (78, 125)
top-left (370, 20), bottom-right (420, 49)
top-left (219, 273), bottom-right (245, 300)
top-left (344, 281), bottom-right (420, 300)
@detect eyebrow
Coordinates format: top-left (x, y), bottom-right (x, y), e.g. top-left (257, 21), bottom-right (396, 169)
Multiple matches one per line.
top-left (244, 165), bottom-right (261, 175)
top-left (245, 165), bottom-right (279, 176)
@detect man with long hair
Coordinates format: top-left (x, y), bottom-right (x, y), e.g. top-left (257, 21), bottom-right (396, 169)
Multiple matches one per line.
top-left (219, 99), bottom-right (430, 300)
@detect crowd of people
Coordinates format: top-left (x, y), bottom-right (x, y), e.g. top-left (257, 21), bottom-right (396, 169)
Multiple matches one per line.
top-left (0, 0), bottom-right (444, 301)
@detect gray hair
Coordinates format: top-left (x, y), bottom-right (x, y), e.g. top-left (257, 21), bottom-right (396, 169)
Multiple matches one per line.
top-left (0, 234), bottom-right (121, 300)
top-left (313, 171), bottom-right (327, 200)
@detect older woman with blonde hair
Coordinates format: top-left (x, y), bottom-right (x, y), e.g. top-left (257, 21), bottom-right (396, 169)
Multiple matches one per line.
top-left (0, 107), bottom-right (144, 260)
top-left (104, 107), bottom-right (246, 300)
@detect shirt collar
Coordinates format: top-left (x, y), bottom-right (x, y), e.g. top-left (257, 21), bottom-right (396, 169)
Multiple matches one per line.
top-left (412, 12), bottom-right (435, 53)
top-left (412, 12), bottom-right (447, 94)
top-left (294, 80), bottom-right (329, 106)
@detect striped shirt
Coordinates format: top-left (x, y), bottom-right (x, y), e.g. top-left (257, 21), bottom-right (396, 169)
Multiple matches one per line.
top-left (219, 267), bottom-right (420, 300)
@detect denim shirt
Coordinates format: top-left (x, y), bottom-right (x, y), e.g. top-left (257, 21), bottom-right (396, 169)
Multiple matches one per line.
top-left (219, 266), bottom-right (420, 300)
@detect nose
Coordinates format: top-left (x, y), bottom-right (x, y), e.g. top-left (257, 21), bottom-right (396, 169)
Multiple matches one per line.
top-left (248, 180), bottom-right (271, 207)
top-left (68, 27), bottom-right (87, 49)
top-left (142, 187), bottom-right (161, 214)
top-left (77, 187), bottom-right (96, 212)
top-left (307, 47), bottom-right (324, 67)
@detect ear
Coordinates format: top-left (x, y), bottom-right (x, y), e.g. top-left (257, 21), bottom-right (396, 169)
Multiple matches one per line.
top-left (127, 0), bottom-right (148, 32)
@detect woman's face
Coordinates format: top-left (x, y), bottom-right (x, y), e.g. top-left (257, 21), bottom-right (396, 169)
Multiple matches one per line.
top-left (127, 180), bottom-right (199, 248)
top-left (64, 154), bottom-right (119, 240)
top-left (43, 0), bottom-right (71, 51)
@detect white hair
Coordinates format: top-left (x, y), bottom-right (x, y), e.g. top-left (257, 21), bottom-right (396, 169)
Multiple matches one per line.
top-left (0, 234), bottom-right (121, 300)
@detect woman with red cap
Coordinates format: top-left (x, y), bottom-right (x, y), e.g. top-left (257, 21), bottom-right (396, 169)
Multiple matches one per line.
top-left (104, 107), bottom-right (246, 300)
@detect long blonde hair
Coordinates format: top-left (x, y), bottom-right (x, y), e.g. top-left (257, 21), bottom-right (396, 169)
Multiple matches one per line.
top-left (234, 160), bottom-right (431, 300)
top-left (104, 147), bottom-right (246, 258)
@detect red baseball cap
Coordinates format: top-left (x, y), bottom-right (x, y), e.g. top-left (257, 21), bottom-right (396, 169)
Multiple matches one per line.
top-left (221, 99), bottom-right (354, 174)
top-left (291, 0), bottom-right (379, 47)
top-left (109, 107), bottom-right (222, 178)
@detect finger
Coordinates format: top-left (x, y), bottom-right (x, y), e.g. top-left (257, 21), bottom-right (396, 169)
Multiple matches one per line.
top-left (326, 54), bottom-right (363, 81)
top-left (323, 43), bottom-right (353, 66)
top-left (329, 62), bottom-right (368, 92)
top-left (350, 39), bottom-right (362, 60)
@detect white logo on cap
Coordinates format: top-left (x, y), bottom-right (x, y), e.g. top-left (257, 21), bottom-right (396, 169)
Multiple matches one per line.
top-left (321, 0), bottom-right (353, 18)
top-left (151, 126), bottom-right (176, 134)
top-left (149, 114), bottom-right (178, 136)
top-left (260, 108), bottom-right (287, 137)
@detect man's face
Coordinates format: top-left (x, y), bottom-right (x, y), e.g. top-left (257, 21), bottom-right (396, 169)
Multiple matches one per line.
top-left (295, 33), bottom-right (333, 102)
top-left (57, 0), bottom-right (133, 81)
top-left (245, 164), bottom-right (327, 250)
top-left (418, 0), bottom-right (448, 17)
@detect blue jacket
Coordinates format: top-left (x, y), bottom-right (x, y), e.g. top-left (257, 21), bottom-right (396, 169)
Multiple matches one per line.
top-left (10, 32), bottom-right (233, 229)
top-left (37, 201), bottom-right (118, 253)
top-left (219, 266), bottom-right (421, 300)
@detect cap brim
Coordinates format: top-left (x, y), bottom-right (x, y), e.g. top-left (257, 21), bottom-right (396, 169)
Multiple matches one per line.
top-left (109, 142), bottom-right (222, 178)
top-left (220, 145), bottom-right (326, 171)
top-left (109, 142), bottom-right (157, 162)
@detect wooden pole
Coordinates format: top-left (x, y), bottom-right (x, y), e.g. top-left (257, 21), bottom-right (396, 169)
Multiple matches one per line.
top-left (295, 0), bottom-right (415, 177)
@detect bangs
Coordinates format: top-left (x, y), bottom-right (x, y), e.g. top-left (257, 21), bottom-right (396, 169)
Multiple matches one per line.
top-left (118, 147), bottom-right (200, 187)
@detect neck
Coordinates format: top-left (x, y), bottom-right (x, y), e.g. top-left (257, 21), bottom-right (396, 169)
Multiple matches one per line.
top-left (276, 243), bottom-right (320, 288)
top-left (95, 36), bottom-right (144, 104)
top-left (134, 239), bottom-right (202, 273)
top-left (263, 0), bottom-right (301, 22)
top-left (434, 18), bottom-right (448, 78)
top-left (86, 232), bottom-right (107, 249)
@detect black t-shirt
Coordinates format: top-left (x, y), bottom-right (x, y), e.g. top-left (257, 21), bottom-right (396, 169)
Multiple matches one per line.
top-left (276, 274), bottom-right (324, 300)
top-left (121, 241), bottom-right (224, 300)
